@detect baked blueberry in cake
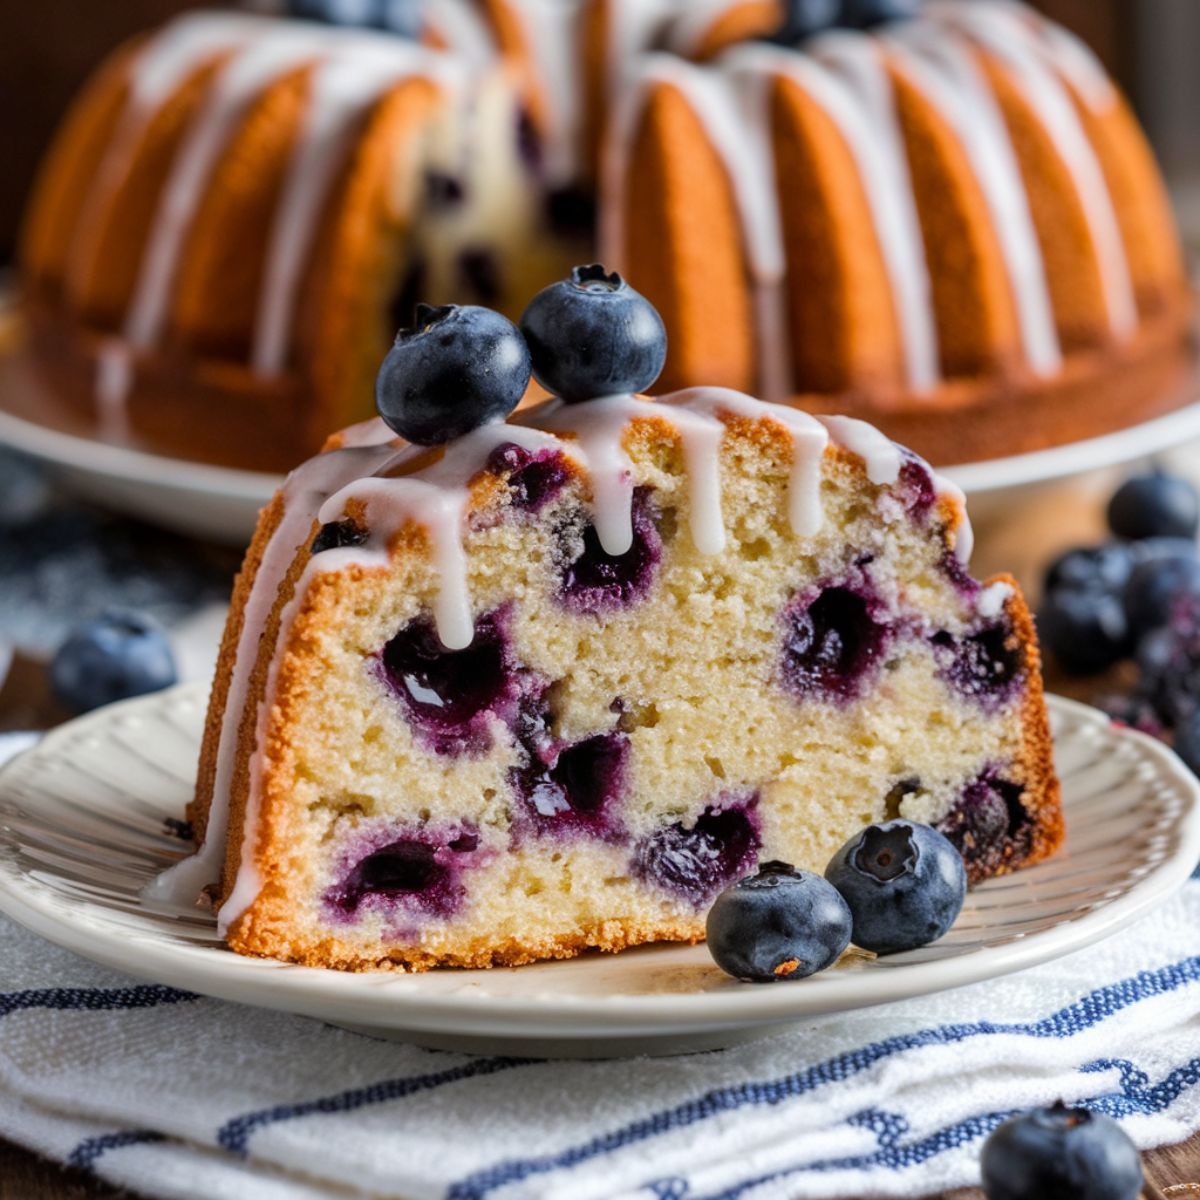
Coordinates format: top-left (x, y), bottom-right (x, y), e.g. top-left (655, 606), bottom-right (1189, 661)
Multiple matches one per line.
top-left (152, 268), bottom-right (1061, 970)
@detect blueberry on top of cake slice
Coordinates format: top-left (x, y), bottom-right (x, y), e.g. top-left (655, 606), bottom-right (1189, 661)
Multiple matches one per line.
top-left (159, 268), bottom-right (1060, 971)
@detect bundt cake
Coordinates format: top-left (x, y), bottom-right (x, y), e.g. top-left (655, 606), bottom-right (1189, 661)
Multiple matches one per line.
top-left (10, 0), bottom-right (1190, 472)
top-left (148, 273), bottom-right (1061, 972)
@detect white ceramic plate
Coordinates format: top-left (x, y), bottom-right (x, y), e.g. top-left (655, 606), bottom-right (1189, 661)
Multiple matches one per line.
top-left (0, 684), bottom-right (1198, 1057)
top-left (4, 390), bottom-right (1200, 549)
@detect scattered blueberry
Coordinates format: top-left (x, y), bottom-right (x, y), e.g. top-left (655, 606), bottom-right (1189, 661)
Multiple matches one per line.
top-left (981, 1101), bottom-right (1143, 1200)
top-left (486, 444), bottom-right (572, 515)
top-left (707, 862), bottom-right (853, 982)
top-left (50, 610), bottom-right (178, 715)
top-left (1042, 542), bottom-right (1134, 596)
top-left (519, 265), bottom-right (667, 403)
top-left (1107, 469), bottom-right (1199, 542)
top-left (376, 304), bottom-right (531, 446)
top-left (1038, 586), bottom-right (1129, 675)
top-left (937, 773), bottom-right (1028, 877)
top-left (931, 623), bottom-right (1024, 710)
top-left (1123, 551), bottom-right (1200, 637)
top-left (824, 820), bottom-right (966, 954)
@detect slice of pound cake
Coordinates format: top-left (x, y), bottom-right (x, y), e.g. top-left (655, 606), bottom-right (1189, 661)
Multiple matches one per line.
top-left (153, 267), bottom-right (1061, 970)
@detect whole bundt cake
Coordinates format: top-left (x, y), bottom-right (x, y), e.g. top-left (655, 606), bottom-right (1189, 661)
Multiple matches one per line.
top-left (149, 271), bottom-right (1061, 972)
top-left (10, 0), bottom-right (1191, 471)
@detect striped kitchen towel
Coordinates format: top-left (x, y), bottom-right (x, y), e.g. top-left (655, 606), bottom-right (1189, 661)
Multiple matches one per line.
top-left (1, 735), bottom-right (1199, 1198)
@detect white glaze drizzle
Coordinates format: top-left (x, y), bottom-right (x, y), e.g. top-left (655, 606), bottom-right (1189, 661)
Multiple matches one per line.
top-left (122, 34), bottom-right (328, 361)
top-left (253, 44), bottom-right (463, 375)
top-left (926, 1), bottom-right (1136, 339)
top-left (601, 54), bottom-right (791, 402)
top-left (510, 0), bottom-right (586, 185)
top-left (423, 0), bottom-right (496, 64)
top-left (883, 22), bottom-right (1063, 376)
top-left (143, 423), bottom-right (401, 911)
top-left (730, 39), bottom-right (940, 393)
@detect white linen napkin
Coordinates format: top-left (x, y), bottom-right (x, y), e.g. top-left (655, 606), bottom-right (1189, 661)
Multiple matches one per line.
top-left (1, 734), bottom-right (1199, 1200)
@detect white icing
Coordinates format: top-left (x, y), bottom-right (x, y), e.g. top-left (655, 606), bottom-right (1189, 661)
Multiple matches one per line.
top-left (977, 579), bottom-right (1013, 619)
top-left (817, 414), bottom-right (902, 484)
top-left (143, 428), bottom-right (401, 912)
top-left (730, 40), bottom-right (940, 393)
top-left (253, 44), bottom-right (461, 375)
top-left (123, 34), bottom-right (328, 362)
top-left (931, 471), bottom-right (973, 564)
top-left (927, 2), bottom-right (1136, 340)
top-left (510, 0), bottom-right (586, 185)
top-left (93, 342), bottom-right (134, 442)
top-left (883, 23), bottom-right (1063, 377)
top-left (663, 0), bottom-right (745, 58)
top-left (423, 0), bottom-right (496, 63)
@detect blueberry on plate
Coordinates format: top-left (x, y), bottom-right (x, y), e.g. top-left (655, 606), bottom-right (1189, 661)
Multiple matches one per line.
top-left (824, 820), bottom-right (966, 955)
top-left (50, 610), bottom-right (178, 716)
top-left (1107, 469), bottom-right (1199, 543)
top-left (1123, 551), bottom-right (1200, 638)
top-left (706, 861), bottom-right (852, 982)
top-left (519, 265), bottom-right (667, 404)
top-left (1038, 586), bottom-right (1130, 676)
top-left (376, 304), bottom-right (532, 446)
top-left (981, 1101), bottom-right (1142, 1200)
top-left (839, 0), bottom-right (922, 29)
top-left (1041, 542), bottom-right (1134, 597)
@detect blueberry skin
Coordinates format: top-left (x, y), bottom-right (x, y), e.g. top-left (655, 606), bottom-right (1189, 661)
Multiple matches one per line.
top-left (981, 1102), bottom-right (1142, 1200)
top-left (1123, 553), bottom-right (1200, 638)
top-left (519, 265), bottom-right (667, 404)
top-left (287, 0), bottom-right (421, 36)
top-left (1042, 542), bottom-right (1134, 597)
top-left (824, 820), bottom-right (966, 955)
top-left (1107, 470), bottom-right (1200, 542)
top-left (840, 0), bottom-right (922, 29)
top-left (769, 0), bottom-right (842, 41)
top-left (50, 610), bottom-right (178, 716)
top-left (1038, 587), bottom-right (1130, 675)
top-left (376, 304), bottom-right (531, 446)
top-left (706, 862), bottom-right (852, 982)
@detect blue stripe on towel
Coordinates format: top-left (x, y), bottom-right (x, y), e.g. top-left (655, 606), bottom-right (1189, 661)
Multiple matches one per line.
top-left (68, 1130), bottom-right (167, 1170)
top-left (0, 985), bottom-right (197, 1019)
top-left (447, 955), bottom-right (1200, 1200)
top-left (699, 1051), bottom-right (1200, 1198)
top-left (218, 1055), bottom-right (537, 1156)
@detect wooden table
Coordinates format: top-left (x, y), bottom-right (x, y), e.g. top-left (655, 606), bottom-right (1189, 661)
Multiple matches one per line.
top-left (2, 480), bottom-right (1199, 1198)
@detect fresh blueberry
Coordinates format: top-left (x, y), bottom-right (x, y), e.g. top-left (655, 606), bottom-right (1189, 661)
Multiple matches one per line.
top-left (1133, 611), bottom-right (1200, 728)
top-left (824, 820), bottom-right (966, 954)
top-left (1042, 543), bottom-right (1134, 596)
top-left (519, 265), bottom-right (667, 403)
top-left (1174, 709), bottom-right (1200, 776)
top-left (1123, 552), bottom-right (1200, 638)
top-left (707, 861), bottom-right (853, 982)
top-left (839, 0), bottom-right (922, 29)
top-left (1107, 469), bottom-right (1199, 542)
top-left (768, 0), bottom-right (842, 42)
top-left (981, 1102), bottom-right (1143, 1200)
top-left (287, 0), bottom-right (421, 36)
top-left (50, 610), bottom-right (178, 715)
top-left (376, 304), bottom-right (531, 446)
top-left (1038, 587), bottom-right (1129, 675)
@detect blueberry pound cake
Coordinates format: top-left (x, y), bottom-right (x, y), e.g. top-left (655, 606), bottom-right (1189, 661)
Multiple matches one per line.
top-left (157, 289), bottom-right (1060, 971)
